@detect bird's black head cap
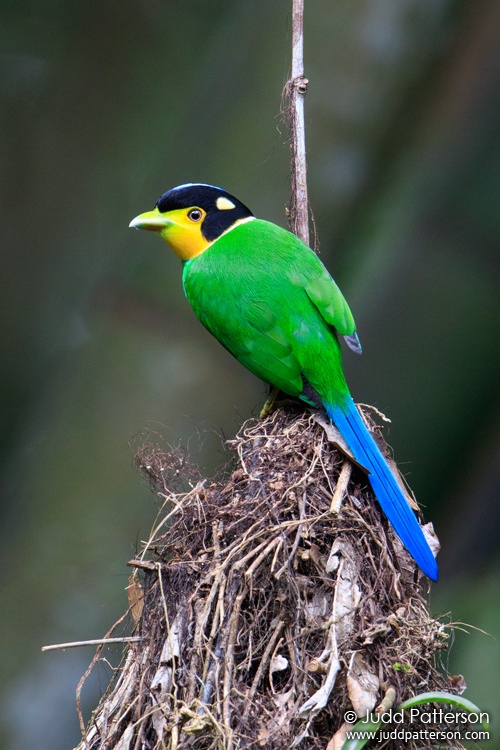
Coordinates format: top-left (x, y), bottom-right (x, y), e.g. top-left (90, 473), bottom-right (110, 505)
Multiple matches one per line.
top-left (156, 183), bottom-right (254, 242)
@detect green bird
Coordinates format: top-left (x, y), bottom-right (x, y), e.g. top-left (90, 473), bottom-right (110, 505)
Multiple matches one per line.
top-left (130, 183), bottom-right (438, 581)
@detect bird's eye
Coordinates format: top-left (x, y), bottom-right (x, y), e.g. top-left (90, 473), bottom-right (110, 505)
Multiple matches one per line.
top-left (187, 208), bottom-right (203, 222)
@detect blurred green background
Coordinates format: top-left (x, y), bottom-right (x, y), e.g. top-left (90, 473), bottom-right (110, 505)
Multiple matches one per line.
top-left (1, 0), bottom-right (499, 748)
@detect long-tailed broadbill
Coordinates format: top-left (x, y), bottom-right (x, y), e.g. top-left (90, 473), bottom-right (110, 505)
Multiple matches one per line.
top-left (130, 183), bottom-right (438, 581)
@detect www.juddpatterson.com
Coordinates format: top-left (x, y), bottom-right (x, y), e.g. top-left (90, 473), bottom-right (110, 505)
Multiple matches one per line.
top-left (343, 708), bottom-right (490, 742)
top-left (346, 727), bottom-right (490, 743)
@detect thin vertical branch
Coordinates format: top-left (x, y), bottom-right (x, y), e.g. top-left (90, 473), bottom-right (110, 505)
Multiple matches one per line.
top-left (285, 0), bottom-right (309, 246)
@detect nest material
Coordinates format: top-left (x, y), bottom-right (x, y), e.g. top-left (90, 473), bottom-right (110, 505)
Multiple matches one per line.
top-left (75, 405), bottom-right (456, 750)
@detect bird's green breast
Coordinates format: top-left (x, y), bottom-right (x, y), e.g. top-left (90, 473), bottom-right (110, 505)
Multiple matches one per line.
top-left (182, 219), bottom-right (351, 406)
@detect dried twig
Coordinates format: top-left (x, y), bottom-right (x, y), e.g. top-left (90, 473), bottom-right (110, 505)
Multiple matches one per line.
top-left (42, 637), bottom-right (141, 652)
top-left (284, 0), bottom-right (310, 245)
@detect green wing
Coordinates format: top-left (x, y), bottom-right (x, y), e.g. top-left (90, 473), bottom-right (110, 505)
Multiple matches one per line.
top-left (304, 270), bottom-right (357, 336)
top-left (305, 268), bottom-right (361, 353)
top-left (282, 225), bottom-right (361, 353)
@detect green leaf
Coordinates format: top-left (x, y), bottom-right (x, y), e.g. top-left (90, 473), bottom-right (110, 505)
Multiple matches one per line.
top-left (400, 691), bottom-right (489, 730)
top-left (340, 718), bottom-right (382, 750)
top-left (392, 662), bottom-right (411, 672)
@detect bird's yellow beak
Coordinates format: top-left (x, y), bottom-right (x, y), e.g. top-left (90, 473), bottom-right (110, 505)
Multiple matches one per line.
top-left (129, 207), bottom-right (173, 231)
top-left (129, 205), bottom-right (210, 260)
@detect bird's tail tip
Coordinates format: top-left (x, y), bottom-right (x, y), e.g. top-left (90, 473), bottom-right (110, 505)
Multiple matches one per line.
top-left (326, 399), bottom-right (438, 582)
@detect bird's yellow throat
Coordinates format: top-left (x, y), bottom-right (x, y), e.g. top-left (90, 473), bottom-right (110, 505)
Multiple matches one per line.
top-left (130, 206), bottom-right (210, 260)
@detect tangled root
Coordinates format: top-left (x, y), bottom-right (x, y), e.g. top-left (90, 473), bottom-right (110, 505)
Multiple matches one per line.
top-left (75, 405), bottom-right (459, 750)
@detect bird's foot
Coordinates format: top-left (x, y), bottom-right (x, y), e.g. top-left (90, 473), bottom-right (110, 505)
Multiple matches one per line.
top-left (259, 388), bottom-right (281, 418)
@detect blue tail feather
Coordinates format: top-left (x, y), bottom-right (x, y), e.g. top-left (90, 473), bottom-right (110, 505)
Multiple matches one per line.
top-left (326, 398), bottom-right (438, 581)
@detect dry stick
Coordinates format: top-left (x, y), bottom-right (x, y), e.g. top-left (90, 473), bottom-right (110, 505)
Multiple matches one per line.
top-left (299, 560), bottom-right (344, 716)
top-left (199, 576), bottom-right (227, 706)
top-left (274, 488), bottom-right (307, 580)
top-left (199, 633), bottom-right (223, 711)
top-left (222, 585), bottom-right (248, 744)
top-left (330, 461), bottom-right (353, 514)
top-left (231, 533), bottom-right (282, 572)
top-left (242, 619), bottom-right (286, 719)
top-left (243, 535), bottom-right (282, 578)
top-left (42, 636), bottom-right (141, 651)
top-left (186, 569), bottom-right (226, 703)
top-left (75, 608), bottom-right (131, 748)
top-left (287, 0), bottom-right (309, 245)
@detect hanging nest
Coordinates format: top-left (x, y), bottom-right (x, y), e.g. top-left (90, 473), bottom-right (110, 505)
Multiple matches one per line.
top-left (75, 404), bottom-right (461, 750)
